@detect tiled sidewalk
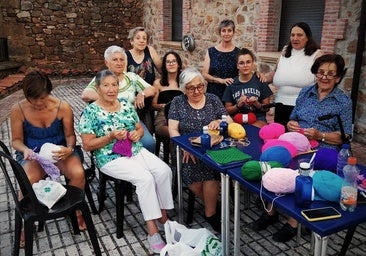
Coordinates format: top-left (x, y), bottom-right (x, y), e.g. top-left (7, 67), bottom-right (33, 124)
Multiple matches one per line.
top-left (0, 77), bottom-right (365, 255)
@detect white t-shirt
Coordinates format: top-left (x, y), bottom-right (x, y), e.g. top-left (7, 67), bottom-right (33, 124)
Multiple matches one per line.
top-left (273, 48), bottom-right (321, 106)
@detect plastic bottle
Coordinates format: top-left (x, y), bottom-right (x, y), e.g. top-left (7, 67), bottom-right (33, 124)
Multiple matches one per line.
top-left (340, 157), bottom-right (359, 212)
top-left (200, 126), bottom-right (211, 153)
top-left (295, 161), bottom-right (313, 208)
top-left (220, 115), bottom-right (228, 138)
top-left (336, 143), bottom-right (353, 178)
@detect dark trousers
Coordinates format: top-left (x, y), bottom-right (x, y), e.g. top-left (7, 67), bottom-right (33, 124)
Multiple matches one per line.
top-left (274, 103), bottom-right (294, 129)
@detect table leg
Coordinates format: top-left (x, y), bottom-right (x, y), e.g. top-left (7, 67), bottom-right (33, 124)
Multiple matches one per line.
top-left (221, 173), bottom-right (229, 255)
top-left (176, 145), bottom-right (183, 224)
top-left (313, 233), bottom-right (329, 256)
top-left (233, 180), bottom-right (240, 256)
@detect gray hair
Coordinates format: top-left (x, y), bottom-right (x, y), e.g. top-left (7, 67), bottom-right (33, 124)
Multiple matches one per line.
top-left (218, 19), bottom-right (235, 33)
top-left (104, 45), bottom-right (126, 61)
top-left (95, 69), bottom-right (119, 87)
top-left (128, 26), bottom-right (148, 40)
top-left (179, 67), bottom-right (207, 94)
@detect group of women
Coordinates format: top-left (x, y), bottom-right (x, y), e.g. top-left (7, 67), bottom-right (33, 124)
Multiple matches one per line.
top-left (9, 20), bottom-right (353, 253)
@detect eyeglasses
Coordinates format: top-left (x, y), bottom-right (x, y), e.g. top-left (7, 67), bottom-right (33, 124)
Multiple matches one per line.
top-left (185, 84), bottom-right (205, 93)
top-left (166, 60), bottom-right (177, 65)
top-left (316, 71), bottom-right (338, 80)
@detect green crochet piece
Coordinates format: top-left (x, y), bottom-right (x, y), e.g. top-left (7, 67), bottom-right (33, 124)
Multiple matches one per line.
top-left (206, 147), bottom-right (252, 165)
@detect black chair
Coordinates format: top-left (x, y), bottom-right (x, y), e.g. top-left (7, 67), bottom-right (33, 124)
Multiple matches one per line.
top-left (0, 146), bottom-right (101, 256)
top-left (89, 151), bottom-right (133, 239)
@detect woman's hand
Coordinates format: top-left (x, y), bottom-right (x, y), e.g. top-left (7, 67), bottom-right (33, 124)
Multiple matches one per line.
top-left (287, 120), bottom-right (301, 132)
top-left (218, 77), bottom-right (234, 86)
top-left (303, 128), bottom-right (321, 141)
top-left (182, 149), bottom-right (196, 164)
top-left (52, 145), bottom-right (73, 161)
top-left (207, 120), bottom-right (220, 131)
top-left (112, 129), bottom-right (129, 141)
top-left (23, 148), bottom-right (34, 160)
top-left (135, 92), bottom-right (146, 109)
top-left (128, 130), bottom-right (141, 143)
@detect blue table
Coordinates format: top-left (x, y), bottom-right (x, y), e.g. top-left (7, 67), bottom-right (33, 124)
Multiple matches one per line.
top-left (171, 125), bottom-right (262, 255)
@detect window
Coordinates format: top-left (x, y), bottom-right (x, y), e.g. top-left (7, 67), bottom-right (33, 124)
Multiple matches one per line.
top-left (172, 0), bottom-right (183, 41)
top-left (278, 0), bottom-right (325, 50)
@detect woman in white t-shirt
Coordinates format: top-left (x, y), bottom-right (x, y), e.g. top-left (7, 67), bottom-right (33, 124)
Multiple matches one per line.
top-left (261, 22), bottom-right (322, 126)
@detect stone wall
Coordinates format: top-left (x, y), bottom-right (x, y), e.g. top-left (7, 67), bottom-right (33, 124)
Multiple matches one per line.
top-left (0, 0), bottom-right (143, 73)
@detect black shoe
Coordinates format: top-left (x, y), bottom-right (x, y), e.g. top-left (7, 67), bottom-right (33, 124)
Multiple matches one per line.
top-left (272, 223), bottom-right (297, 243)
top-left (251, 213), bottom-right (279, 231)
top-left (205, 213), bottom-right (221, 233)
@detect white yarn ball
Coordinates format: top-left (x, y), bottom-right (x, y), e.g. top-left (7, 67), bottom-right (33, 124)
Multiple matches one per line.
top-left (39, 143), bottom-right (61, 163)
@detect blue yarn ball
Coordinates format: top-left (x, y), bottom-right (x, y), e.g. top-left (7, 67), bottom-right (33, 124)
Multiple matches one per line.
top-left (313, 148), bottom-right (338, 172)
top-left (260, 146), bottom-right (292, 167)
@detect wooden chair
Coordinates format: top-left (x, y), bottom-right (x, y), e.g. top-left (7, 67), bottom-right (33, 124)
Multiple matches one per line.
top-left (0, 146), bottom-right (101, 256)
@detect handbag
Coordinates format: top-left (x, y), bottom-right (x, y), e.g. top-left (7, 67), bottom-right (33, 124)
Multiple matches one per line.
top-left (160, 220), bottom-right (222, 256)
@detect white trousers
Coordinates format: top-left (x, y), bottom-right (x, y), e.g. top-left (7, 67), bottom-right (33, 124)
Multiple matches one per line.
top-left (101, 148), bottom-right (174, 221)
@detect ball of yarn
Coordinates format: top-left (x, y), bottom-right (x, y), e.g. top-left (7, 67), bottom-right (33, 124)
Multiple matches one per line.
top-left (233, 113), bottom-right (256, 124)
top-left (312, 170), bottom-right (343, 202)
top-left (313, 148), bottom-right (338, 172)
top-left (262, 167), bottom-right (299, 193)
top-left (39, 143), bottom-right (61, 163)
top-left (259, 122), bottom-right (286, 142)
top-left (262, 139), bottom-right (298, 158)
top-left (241, 160), bottom-right (283, 180)
top-left (260, 146), bottom-right (292, 167)
top-left (278, 132), bottom-right (311, 154)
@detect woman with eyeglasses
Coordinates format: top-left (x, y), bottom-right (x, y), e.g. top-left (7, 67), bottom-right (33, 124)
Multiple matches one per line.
top-left (222, 48), bottom-right (273, 128)
top-left (168, 67), bottom-right (233, 233)
top-left (259, 22), bottom-right (323, 127)
top-left (252, 54), bottom-right (352, 243)
top-left (202, 19), bottom-right (240, 101)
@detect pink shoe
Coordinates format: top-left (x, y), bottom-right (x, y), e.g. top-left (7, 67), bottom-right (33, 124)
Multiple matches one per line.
top-left (147, 233), bottom-right (166, 253)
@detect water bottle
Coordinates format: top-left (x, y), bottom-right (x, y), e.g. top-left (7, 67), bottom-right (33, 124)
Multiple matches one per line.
top-left (336, 143), bottom-right (352, 178)
top-left (295, 161), bottom-right (313, 208)
top-left (200, 126), bottom-right (211, 153)
top-left (219, 115), bottom-right (228, 138)
top-left (340, 157), bottom-right (359, 212)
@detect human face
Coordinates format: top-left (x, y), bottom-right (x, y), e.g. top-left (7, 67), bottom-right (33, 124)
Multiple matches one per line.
top-left (130, 30), bottom-right (148, 51)
top-left (290, 26), bottom-right (308, 50)
top-left (27, 93), bottom-right (49, 110)
top-left (220, 25), bottom-right (234, 43)
top-left (237, 54), bottom-right (254, 75)
top-left (105, 52), bottom-right (126, 75)
top-left (316, 62), bottom-right (340, 93)
top-left (185, 77), bottom-right (205, 102)
top-left (97, 75), bottom-right (119, 103)
top-left (165, 54), bottom-right (178, 73)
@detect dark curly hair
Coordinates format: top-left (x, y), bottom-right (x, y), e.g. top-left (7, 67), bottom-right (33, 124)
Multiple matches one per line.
top-left (160, 51), bottom-right (183, 87)
top-left (22, 70), bottom-right (53, 99)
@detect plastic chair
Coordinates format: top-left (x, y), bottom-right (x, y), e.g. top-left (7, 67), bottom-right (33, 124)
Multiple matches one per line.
top-left (89, 151), bottom-right (133, 239)
top-left (0, 147), bottom-right (102, 256)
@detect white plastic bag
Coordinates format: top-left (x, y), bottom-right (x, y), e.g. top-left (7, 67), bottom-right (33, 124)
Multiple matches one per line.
top-left (160, 220), bottom-right (222, 256)
top-left (32, 179), bottom-right (67, 209)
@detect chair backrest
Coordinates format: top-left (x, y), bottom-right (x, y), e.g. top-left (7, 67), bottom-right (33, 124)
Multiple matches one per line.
top-left (0, 149), bottom-right (44, 216)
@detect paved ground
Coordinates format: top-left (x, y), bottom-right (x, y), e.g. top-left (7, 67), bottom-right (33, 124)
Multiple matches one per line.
top-left (0, 77), bottom-right (365, 255)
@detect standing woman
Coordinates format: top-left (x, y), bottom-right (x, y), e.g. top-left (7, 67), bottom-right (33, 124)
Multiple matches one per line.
top-left (10, 70), bottom-right (87, 233)
top-left (202, 19), bottom-right (240, 101)
top-left (126, 27), bottom-right (162, 133)
top-left (260, 22), bottom-right (322, 126)
top-left (168, 67), bottom-right (233, 233)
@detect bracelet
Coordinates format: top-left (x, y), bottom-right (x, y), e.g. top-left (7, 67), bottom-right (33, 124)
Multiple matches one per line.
top-left (321, 133), bottom-right (326, 142)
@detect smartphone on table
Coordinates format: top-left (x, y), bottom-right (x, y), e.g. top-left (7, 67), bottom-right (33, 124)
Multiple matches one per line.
top-left (301, 207), bottom-right (342, 222)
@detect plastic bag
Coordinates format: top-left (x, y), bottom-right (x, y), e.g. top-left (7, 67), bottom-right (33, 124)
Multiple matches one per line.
top-left (160, 220), bottom-right (222, 256)
top-left (32, 180), bottom-right (67, 209)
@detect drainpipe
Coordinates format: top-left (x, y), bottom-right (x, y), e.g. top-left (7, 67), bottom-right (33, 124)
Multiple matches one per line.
top-left (351, 0), bottom-right (366, 123)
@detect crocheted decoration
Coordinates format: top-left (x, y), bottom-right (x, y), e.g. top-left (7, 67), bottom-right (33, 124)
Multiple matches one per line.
top-left (233, 113), bottom-right (256, 124)
top-left (206, 147), bottom-right (251, 165)
top-left (241, 160), bottom-right (283, 181)
top-left (262, 167), bottom-right (299, 194)
top-left (112, 137), bottom-right (133, 157)
top-left (30, 151), bottom-right (61, 181)
top-left (259, 122), bottom-right (286, 142)
top-left (261, 139), bottom-right (298, 158)
top-left (260, 146), bottom-right (292, 167)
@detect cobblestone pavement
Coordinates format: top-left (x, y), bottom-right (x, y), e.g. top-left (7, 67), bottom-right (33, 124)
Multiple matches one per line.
top-left (0, 77), bottom-right (365, 255)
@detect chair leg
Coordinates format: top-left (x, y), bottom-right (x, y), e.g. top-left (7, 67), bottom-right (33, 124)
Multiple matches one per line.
top-left (98, 173), bottom-right (107, 213)
top-left (24, 221), bottom-right (35, 256)
top-left (70, 211), bottom-right (80, 235)
top-left (162, 139), bottom-right (170, 164)
top-left (115, 180), bottom-right (125, 238)
top-left (186, 190), bottom-right (196, 224)
top-left (14, 212), bottom-right (22, 256)
top-left (339, 226), bottom-right (357, 256)
top-left (84, 179), bottom-right (98, 214)
top-left (79, 203), bottom-right (102, 255)
top-left (125, 182), bottom-right (133, 202)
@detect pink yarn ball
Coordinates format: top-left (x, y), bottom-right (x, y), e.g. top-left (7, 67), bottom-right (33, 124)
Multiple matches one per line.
top-left (259, 122), bottom-right (286, 142)
top-left (262, 139), bottom-right (298, 158)
top-left (278, 132), bottom-right (311, 154)
top-left (262, 167), bottom-right (299, 194)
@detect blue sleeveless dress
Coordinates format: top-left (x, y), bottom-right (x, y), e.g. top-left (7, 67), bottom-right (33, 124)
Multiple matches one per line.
top-left (126, 47), bottom-right (156, 84)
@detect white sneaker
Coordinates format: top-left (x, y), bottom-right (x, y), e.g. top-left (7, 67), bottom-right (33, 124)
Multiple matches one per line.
top-left (147, 233), bottom-right (166, 253)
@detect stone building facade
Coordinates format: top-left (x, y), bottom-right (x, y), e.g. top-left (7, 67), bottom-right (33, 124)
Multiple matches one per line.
top-left (0, 0), bottom-right (365, 143)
